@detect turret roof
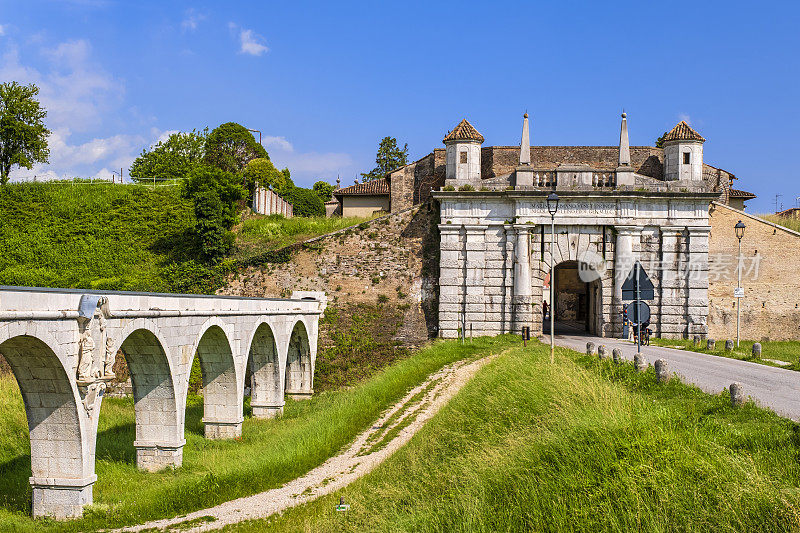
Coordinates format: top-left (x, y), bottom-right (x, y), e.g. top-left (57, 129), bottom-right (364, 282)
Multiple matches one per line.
top-left (663, 121), bottom-right (705, 143)
top-left (443, 119), bottom-right (484, 144)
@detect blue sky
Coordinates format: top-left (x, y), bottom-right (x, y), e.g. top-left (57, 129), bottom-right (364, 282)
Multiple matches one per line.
top-left (1, 0), bottom-right (798, 211)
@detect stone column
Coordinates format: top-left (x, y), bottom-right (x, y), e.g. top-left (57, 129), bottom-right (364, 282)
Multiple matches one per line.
top-left (464, 225), bottom-right (487, 335)
top-left (512, 224), bottom-right (533, 333)
top-left (31, 475), bottom-right (97, 519)
top-left (687, 226), bottom-right (711, 338)
top-left (438, 224), bottom-right (463, 338)
top-left (613, 226), bottom-right (638, 337)
top-left (659, 228), bottom-right (683, 338)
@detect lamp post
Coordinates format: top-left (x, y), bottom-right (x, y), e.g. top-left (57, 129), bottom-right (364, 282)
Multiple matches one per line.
top-left (547, 192), bottom-right (559, 363)
top-left (735, 220), bottom-right (746, 347)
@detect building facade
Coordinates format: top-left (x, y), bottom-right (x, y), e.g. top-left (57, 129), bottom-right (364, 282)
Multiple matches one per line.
top-left (432, 114), bottom-right (730, 339)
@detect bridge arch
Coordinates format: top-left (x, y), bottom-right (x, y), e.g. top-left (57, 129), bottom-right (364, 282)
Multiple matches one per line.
top-left (0, 334), bottom-right (92, 519)
top-left (285, 320), bottom-right (313, 399)
top-left (192, 322), bottom-right (241, 439)
top-left (246, 320), bottom-right (283, 418)
top-left (114, 319), bottom-right (182, 471)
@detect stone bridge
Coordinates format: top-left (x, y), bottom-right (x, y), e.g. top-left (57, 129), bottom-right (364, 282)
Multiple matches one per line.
top-left (0, 286), bottom-right (326, 519)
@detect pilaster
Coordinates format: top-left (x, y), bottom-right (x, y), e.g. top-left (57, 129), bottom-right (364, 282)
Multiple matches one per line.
top-left (512, 224), bottom-right (534, 333)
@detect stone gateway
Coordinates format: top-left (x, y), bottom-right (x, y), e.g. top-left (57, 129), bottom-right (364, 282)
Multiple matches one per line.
top-left (433, 114), bottom-right (725, 340)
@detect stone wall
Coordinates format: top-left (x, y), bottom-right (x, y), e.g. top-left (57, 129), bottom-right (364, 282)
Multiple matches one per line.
top-left (708, 202), bottom-right (800, 341)
top-left (222, 203), bottom-right (440, 346)
top-left (389, 152), bottom-right (443, 213)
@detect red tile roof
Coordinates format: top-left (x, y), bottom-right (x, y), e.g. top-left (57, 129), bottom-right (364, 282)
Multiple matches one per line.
top-left (729, 188), bottom-right (756, 199)
top-left (663, 121), bottom-right (705, 143)
top-left (333, 179), bottom-right (390, 197)
top-left (443, 118), bottom-right (484, 144)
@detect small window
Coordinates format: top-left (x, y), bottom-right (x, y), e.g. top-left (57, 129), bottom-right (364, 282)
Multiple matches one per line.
top-left (683, 152), bottom-right (691, 164)
top-left (459, 151), bottom-right (467, 164)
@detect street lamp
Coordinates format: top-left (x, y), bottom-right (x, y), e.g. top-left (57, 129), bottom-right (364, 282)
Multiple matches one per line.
top-left (547, 192), bottom-right (559, 363)
top-left (735, 220), bottom-right (746, 347)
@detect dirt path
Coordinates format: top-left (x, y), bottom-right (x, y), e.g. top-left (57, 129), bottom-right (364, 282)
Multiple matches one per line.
top-left (115, 353), bottom-right (497, 532)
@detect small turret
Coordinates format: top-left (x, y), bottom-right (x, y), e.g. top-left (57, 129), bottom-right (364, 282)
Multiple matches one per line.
top-left (443, 118), bottom-right (483, 188)
top-left (662, 121), bottom-right (705, 181)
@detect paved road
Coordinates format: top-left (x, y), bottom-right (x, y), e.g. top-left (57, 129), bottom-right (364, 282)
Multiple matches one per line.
top-left (548, 332), bottom-right (800, 421)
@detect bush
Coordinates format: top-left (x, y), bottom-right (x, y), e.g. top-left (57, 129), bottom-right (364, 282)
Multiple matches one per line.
top-left (287, 187), bottom-right (325, 217)
top-left (443, 185), bottom-right (455, 191)
top-left (183, 166), bottom-right (245, 261)
top-left (458, 184), bottom-right (475, 191)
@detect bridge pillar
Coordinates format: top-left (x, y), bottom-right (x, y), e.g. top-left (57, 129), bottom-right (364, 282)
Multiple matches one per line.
top-left (203, 419), bottom-right (243, 439)
top-left (31, 475), bottom-right (97, 519)
top-left (133, 439), bottom-right (185, 471)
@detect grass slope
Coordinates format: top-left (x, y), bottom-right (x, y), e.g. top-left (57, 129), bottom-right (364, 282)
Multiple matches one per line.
top-left (230, 341), bottom-right (800, 532)
top-left (0, 335), bottom-right (517, 532)
top-left (0, 182), bottom-right (194, 291)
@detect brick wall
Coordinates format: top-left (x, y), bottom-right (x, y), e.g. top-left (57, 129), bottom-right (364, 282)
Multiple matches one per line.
top-left (708, 202), bottom-right (800, 341)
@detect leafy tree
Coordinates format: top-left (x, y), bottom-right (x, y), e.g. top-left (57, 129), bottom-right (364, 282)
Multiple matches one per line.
top-left (243, 158), bottom-right (288, 195)
top-left (278, 167), bottom-right (294, 196)
top-left (0, 82), bottom-right (50, 185)
top-left (313, 180), bottom-right (335, 202)
top-left (183, 166), bottom-right (244, 261)
top-left (288, 187), bottom-right (325, 217)
top-left (129, 129), bottom-right (207, 184)
top-left (655, 131), bottom-right (668, 148)
top-left (361, 136), bottom-right (408, 181)
top-left (204, 122), bottom-right (268, 173)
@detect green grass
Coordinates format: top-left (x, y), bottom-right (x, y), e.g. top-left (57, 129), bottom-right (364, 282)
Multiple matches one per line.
top-left (0, 335), bottom-right (518, 532)
top-left (760, 214), bottom-right (800, 233)
top-left (0, 182), bottom-right (375, 294)
top-left (234, 214), bottom-right (374, 261)
top-left (650, 337), bottom-right (800, 369)
top-left (227, 340), bottom-right (800, 532)
top-left (0, 182), bottom-right (195, 291)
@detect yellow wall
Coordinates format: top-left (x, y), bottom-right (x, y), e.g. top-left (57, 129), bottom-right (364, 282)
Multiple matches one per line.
top-left (342, 196), bottom-right (390, 217)
top-left (708, 202), bottom-right (800, 341)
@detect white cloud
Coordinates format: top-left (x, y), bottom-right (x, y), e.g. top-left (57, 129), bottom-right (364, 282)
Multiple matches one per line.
top-left (0, 40), bottom-right (122, 132)
top-left (261, 136), bottom-right (352, 182)
top-left (678, 113), bottom-right (692, 124)
top-left (0, 25), bottom-right (6, 36)
top-left (229, 23), bottom-right (268, 56)
top-left (181, 9), bottom-right (205, 32)
top-left (262, 135), bottom-right (293, 152)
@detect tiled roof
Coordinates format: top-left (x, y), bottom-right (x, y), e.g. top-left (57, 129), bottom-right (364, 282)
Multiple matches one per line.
top-left (333, 179), bottom-right (390, 197)
top-left (324, 199), bottom-right (339, 205)
top-left (729, 188), bottom-right (756, 199)
top-left (443, 119), bottom-right (484, 144)
top-left (663, 121), bottom-right (705, 143)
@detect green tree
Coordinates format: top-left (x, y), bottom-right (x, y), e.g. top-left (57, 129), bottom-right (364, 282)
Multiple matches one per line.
top-left (129, 129), bottom-right (207, 184)
top-left (361, 136), bottom-right (408, 181)
top-left (204, 122), bottom-right (268, 173)
top-left (655, 131), bottom-right (668, 148)
top-left (312, 180), bottom-right (335, 202)
top-left (243, 157), bottom-right (288, 191)
top-left (183, 166), bottom-right (244, 261)
top-left (288, 187), bottom-right (325, 217)
top-left (0, 82), bottom-right (50, 185)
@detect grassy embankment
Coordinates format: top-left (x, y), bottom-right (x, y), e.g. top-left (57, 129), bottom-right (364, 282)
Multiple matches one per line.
top-left (0, 182), bottom-right (370, 293)
top-left (227, 340), bottom-right (800, 532)
top-left (650, 337), bottom-right (800, 370)
top-left (0, 335), bottom-right (517, 531)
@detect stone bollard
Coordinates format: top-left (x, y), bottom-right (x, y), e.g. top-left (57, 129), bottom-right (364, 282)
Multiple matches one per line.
top-left (634, 353), bottom-right (647, 372)
top-left (730, 382), bottom-right (745, 407)
top-left (725, 340), bottom-right (734, 352)
top-left (612, 348), bottom-right (622, 364)
top-left (654, 359), bottom-right (669, 383)
top-left (752, 343), bottom-right (762, 358)
top-left (597, 344), bottom-right (607, 359)
top-left (706, 339), bottom-right (715, 350)
top-left (693, 335), bottom-right (701, 346)
top-left (586, 342), bottom-right (596, 356)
